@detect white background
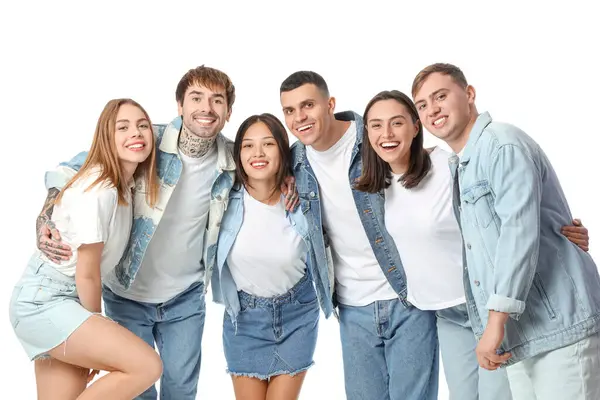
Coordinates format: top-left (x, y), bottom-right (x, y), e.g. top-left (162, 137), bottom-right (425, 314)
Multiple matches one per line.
top-left (1, 1), bottom-right (598, 398)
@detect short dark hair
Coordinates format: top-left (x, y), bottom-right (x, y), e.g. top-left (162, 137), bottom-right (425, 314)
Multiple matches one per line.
top-left (280, 70), bottom-right (330, 97)
top-left (355, 90), bottom-right (431, 193)
top-left (412, 63), bottom-right (468, 98)
top-left (233, 113), bottom-right (292, 192)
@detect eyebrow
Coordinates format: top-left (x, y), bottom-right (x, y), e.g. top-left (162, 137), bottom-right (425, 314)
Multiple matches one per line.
top-left (188, 90), bottom-right (226, 99)
top-left (116, 118), bottom-right (149, 124)
top-left (415, 88), bottom-right (448, 105)
top-left (282, 98), bottom-right (316, 111)
top-left (242, 136), bottom-right (275, 141)
top-left (368, 114), bottom-right (407, 123)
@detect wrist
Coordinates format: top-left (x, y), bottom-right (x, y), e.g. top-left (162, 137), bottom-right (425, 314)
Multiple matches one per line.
top-left (487, 310), bottom-right (509, 327)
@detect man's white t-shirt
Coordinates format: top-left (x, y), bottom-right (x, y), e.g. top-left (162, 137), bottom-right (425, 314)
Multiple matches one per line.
top-left (106, 147), bottom-right (216, 303)
top-left (43, 167), bottom-right (133, 279)
top-left (227, 190), bottom-right (307, 298)
top-left (384, 147), bottom-right (466, 310)
top-left (306, 121), bottom-right (397, 306)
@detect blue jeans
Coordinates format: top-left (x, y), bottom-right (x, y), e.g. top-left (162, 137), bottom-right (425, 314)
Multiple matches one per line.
top-left (339, 299), bottom-right (438, 400)
top-left (436, 303), bottom-right (513, 400)
top-left (102, 282), bottom-right (205, 400)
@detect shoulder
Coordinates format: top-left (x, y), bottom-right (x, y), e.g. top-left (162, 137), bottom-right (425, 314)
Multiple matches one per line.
top-left (67, 168), bottom-right (118, 204)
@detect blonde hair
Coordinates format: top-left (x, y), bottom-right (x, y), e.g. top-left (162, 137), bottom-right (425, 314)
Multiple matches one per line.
top-left (55, 98), bottom-right (158, 207)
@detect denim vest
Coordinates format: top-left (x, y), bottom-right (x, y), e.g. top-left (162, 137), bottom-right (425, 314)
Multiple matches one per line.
top-left (452, 111), bottom-right (600, 364)
top-left (212, 186), bottom-right (328, 321)
top-left (44, 116), bottom-right (236, 292)
top-left (290, 111), bottom-right (410, 312)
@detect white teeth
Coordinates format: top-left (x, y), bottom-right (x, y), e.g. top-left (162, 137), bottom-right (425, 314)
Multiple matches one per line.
top-left (252, 162), bottom-right (267, 167)
top-left (298, 124), bottom-right (313, 132)
top-left (433, 117), bottom-right (446, 126)
top-left (381, 142), bottom-right (399, 148)
top-left (127, 144), bottom-right (144, 149)
top-left (195, 118), bottom-right (214, 123)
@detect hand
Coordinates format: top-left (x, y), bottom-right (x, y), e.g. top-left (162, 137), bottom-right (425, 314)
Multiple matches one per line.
top-left (561, 218), bottom-right (589, 252)
top-left (87, 369), bottom-right (100, 383)
top-left (281, 176), bottom-right (299, 212)
top-left (37, 219), bottom-right (72, 262)
top-left (476, 311), bottom-right (512, 370)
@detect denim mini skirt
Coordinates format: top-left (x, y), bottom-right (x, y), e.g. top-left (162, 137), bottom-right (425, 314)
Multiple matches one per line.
top-left (222, 272), bottom-right (320, 379)
top-left (8, 254), bottom-right (95, 360)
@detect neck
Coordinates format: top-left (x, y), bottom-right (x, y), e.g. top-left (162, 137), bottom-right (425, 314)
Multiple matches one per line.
top-left (178, 124), bottom-right (216, 158)
top-left (120, 161), bottom-right (137, 187)
top-left (245, 179), bottom-right (280, 205)
top-left (449, 109), bottom-right (479, 154)
top-left (312, 118), bottom-right (351, 152)
top-left (389, 153), bottom-right (410, 175)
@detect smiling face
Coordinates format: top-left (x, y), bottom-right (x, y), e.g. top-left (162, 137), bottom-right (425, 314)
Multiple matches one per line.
top-left (366, 99), bottom-right (419, 174)
top-left (177, 83), bottom-right (230, 138)
top-left (413, 72), bottom-right (475, 147)
top-left (239, 121), bottom-right (281, 185)
top-left (280, 83), bottom-right (335, 150)
top-left (114, 103), bottom-right (153, 173)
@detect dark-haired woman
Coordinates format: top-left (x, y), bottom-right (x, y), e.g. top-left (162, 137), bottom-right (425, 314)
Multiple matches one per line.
top-left (212, 113), bottom-right (323, 400)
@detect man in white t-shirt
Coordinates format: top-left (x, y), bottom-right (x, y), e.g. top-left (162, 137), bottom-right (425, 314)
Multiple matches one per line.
top-left (36, 66), bottom-right (237, 400)
top-left (280, 71), bottom-right (439, 400)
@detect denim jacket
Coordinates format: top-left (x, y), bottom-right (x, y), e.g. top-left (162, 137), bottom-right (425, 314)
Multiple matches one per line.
top-left (290, 111), bottom-right (410, 313)
top-left (44, 116), bottom-right (236, 292)
top-left (452, 111), bottom-right (600, 363)
top-left (212, 186), bottom-right (328, 321)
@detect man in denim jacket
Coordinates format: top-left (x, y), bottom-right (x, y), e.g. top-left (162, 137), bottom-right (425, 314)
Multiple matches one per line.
top-left (36, 66), bottom-right (237, 400)
top-left (413, 63), bottom-right (600, 399)
top-left (280, 71), bottom-right (439, 400)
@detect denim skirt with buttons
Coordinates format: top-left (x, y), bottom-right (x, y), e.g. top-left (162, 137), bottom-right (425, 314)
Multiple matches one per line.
top-left (222, 272), bottom-right (320, 379)
top-left (8, 254), bottom-right (95, 360)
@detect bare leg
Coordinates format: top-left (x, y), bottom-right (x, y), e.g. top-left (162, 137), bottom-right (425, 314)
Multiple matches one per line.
top-left (35, 358), bottom-right (88, 400)
top-left (266, 371), bottom-right (307, 400)
top-left (231, 375), bottom-right (268, 400)
top-left (44, 315), bottom-right (162, 400)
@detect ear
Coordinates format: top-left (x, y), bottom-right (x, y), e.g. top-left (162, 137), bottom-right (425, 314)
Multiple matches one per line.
top-left (328, 96), bottom-right (336, 115)
top-left (177, 101), bottom-right (183, 116)
top-left (466, 85), bottom-right (476, 105)
top-left (226, 107), bottom-right (232, 122)
top-left (414, 120), bottom-right (420, 138)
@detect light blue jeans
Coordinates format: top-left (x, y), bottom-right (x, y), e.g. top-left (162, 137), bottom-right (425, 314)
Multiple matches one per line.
top-left (436, 303), bottom-right (513, 400)
top-left (102, 282), bottom-right (205, 400)
top-left (338, 298), bottom-right (438, 400)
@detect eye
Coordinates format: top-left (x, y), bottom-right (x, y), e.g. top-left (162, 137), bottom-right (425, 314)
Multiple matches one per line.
top-left (139, 123), bottom-right (149, 129)
top-left (214, 98), bottom-right (223, 104)
top-left (192, 97), bottom-right (201, 102)
top-left (392, 121), bottom-right (403, 126)
top-left (305, 102), bottom-right (314, 109)
top-left (264, 142), bottom-right (276, 146)
top-left (117, 125), bottom-right (128, 131)
top-left (284, 109), bottom-right (293, 115)
top-left (417, 103), bottom-right (426, 111)
top-left (436, 93), bottom-right (446, 101)
top-left (370, 123), bottom-right (381, 129)
top-left (243, 143), bottom-right (252, 148)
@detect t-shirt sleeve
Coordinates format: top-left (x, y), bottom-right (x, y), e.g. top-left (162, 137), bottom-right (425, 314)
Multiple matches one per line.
top-left (68, 187), bottom-right (118, 246)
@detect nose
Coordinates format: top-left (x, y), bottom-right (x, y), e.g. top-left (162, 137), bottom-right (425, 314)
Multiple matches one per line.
top-left (295, 109), bottom-right (307, 123)
top-left (382, 124), bottom-right (394, 139)
top-left (131, 127), bottom-right (143, 137)
top-left (428, 103), bottom-right (441, 118)
top-left (252, 144), bottom-right (265, 157)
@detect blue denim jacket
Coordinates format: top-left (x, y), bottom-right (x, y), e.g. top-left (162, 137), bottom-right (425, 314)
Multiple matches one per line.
top-left (452, 111), bottom-right (600, 363)
top-left (290, 111), bottom-right (409, 313)
top-left (44, 116), bottom-right (236, 292)
top-left (212, 186), bottom-right (328, 321)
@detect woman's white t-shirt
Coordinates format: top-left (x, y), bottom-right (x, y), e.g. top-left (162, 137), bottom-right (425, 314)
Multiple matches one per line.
top-left (384, 147), bottom-right (466, 310)
top-left (41, 167), bottom-right (133, 278)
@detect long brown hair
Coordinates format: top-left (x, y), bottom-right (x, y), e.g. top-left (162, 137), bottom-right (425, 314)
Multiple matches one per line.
top-left (55, 98), bottom-right (159, 207)
top-left (233, 113), bottom-right (291, 193)
top-left (355, 90), bottom-right (431, 193)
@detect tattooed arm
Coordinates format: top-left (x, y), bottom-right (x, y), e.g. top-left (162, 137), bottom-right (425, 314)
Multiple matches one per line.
top-left (37, 188), bottom-right (73, 262)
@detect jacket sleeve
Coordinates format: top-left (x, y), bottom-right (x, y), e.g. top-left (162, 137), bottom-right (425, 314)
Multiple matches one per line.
top-left (44, 151), bottom-right (88, 190)
top-left (485, 144), bottom-right (542, 319)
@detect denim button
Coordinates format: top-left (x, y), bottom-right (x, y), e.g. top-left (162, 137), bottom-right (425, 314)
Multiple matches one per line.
top-left (309, 191), bottom-right (316, 198)
top-left (474, 280), bottom-right (480, 286)
top-left (467, 243), bottom-right (471, 250)
top-left (216, 195), bottom-right (222, 201)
